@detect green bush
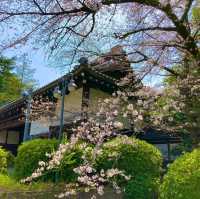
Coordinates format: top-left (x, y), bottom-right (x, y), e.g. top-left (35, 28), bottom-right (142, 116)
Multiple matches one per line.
top-left (57, 144), bottom-right (83, 182)
top-left (160, 148), bottom-right (200, 199)
top-left (7, 151), bottom-right (15, 169)
top-left (14, 139), bottom-right (58, 180)
top-left (0, 147), bottom-right (9, 173)
top-left (14, 138), bottom-right (83, 182)
top-left (0, 147), bottom-right (14, 173)
top-left (95, 136), bottom-right (162, 199)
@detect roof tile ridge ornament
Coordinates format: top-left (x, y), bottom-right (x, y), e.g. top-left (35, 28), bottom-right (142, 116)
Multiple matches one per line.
top-left (88, 61), bottom-right (118, 83)
top-left (71, 57), bottom-right (89, 75)
top-left (77, 56), bottom-right (122, 84)
top-left (79, 57), bottom-right (88, 66)
top-left (75, 57), bottom-right (117, 83)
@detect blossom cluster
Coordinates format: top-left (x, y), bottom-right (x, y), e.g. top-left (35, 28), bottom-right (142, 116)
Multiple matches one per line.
top-left (84, 0), bottom-right (103, 11)
top-left (57, 165), bottom-right (131, 198)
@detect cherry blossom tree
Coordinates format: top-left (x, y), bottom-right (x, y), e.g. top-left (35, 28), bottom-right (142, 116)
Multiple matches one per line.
top-left (1, 0), bottom-right (198, 196)
top-left (19, 73), bottom-right (161, 198)
top-left (0, 0), bottom-right (199, 77)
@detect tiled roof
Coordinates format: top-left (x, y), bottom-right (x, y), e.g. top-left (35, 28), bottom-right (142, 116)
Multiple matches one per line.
top-left (0, 64), bottom-right (119, 114)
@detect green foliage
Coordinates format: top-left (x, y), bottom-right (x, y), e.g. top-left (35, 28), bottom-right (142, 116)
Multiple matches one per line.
top-left (14, 139), bottom-right (58, 180)
top-left (14, 138), bottom-right (83, 183)
top-left (163, 65), bottom-right (183, 86)
top-left (0, 147), bottom-right (9, 174)
top-left (0, 147), bottom-right (14, 174)
top-left (160, 148), bottom-right (200, 199)
top-left (192, 5), bottom-right (200, 25)
top-left (171, 133), bottom-right (192, 157)
top-left (6, 152), bottom-right (15, 168)
top-left (0, 56), bottom-right (24, 106)
top-left (0, 173), bottom-right (26, 191)
top-left (0, 173), bottom-right (60, 196)
top-left (56, 144), bottom-right (83, 182)
top-left (0, 56), bottom-right (14, 72)
top-left (15, 53), bottom-right (38, 89)
top-left (95, 137), bottom-right (162, 199)
top-left (153, 59), bottom-right (200, 146)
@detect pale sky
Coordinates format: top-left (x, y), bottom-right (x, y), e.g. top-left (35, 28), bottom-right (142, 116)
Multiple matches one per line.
top-left (3, 46), bottom-right (163, 89)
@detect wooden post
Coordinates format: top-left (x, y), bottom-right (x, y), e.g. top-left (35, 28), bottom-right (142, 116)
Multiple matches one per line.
top-left (5, 130), bottom-right (8, 145)
top-left (167, 142), bottom-right (171, 162)
top-left (81, 81), bottom-right (90, 121)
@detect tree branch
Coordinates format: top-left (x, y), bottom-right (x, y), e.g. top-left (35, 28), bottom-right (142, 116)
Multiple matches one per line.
top-left (181, 0), bottom-right (194, 22)
top-left (33, 0), bottom-right (45, 13)
top-left (134, 50), bottom-right (180, 77)
top-left (0, 7), bottom-right (88, 17)
top-left (115, 26), bottom-right (177, 39)
top-left (102, 0), bottom-right (161, 8)
top-left (0, 0), bottom-right (198, 58)
top-left (55, 0), bottom-right (65, 12)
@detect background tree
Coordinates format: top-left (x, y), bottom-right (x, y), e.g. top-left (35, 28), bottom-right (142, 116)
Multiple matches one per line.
top-left (0, 56), bottom-right (23, 106)
top-left (0, 55), bottom-right (37, 106)
top-left (15, 53), bottom-right (38, 89)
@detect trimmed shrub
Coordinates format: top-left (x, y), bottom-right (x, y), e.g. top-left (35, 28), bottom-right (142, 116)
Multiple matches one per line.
top-left (14, 139), bottom-right (58, 180)
top-left (95, 136), bottom-right (162, 199)
top-left (58, 144), bottom-right (83, 182)
top-left (160, 148), bottom-right (200, 199)
top-left (14, 138), bottom-right (83, 182)
top-left (0, 147), bottom-right (14, 173)
top-left (0, 147), bottom-right (8, 173)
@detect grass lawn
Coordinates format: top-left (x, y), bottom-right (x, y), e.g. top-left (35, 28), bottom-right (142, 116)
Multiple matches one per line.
top-left (0, 173), bottom-right (25, 192)
top-left (0, 174), bottom-right (63, 199)
top-left (0, 173), bottom-right (52, 191)
top-left (0, 174), bottom-right (122, 199)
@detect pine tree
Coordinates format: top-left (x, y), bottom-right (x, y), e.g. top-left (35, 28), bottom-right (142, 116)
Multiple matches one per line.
top-left (15, 53), bottom-right (38, 89)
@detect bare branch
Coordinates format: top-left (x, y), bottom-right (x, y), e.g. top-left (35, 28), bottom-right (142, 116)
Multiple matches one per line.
top-left (134, 50), bottom-right (180, 77)
top-left (33, 0), bottom-right (45, 13)
top-left (0, 16), bottom-right (56, 52)
top-left (115, 26), bottom-right (177, 39)
top-left (181, 0), bottom-right (194, 22)
top-left (0, 7), bottom-right (88, 17)
top-left (55, 0), bottom-right (65, 12)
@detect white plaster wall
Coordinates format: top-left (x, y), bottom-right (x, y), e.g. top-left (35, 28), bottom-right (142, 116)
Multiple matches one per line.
top-left (30, 88), bottom-right (83, 135)
top-left (55, 88), bottom-right (83, 122)
top-left (89, 88), bottom-right (110, 113)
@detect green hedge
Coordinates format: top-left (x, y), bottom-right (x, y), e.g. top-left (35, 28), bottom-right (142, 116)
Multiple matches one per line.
top-left (57, 144), bottom-right (83, 182)
top-left (0, 147), bottom-right (8, 173)
top-left (14, 139), bottom-right (59, 180)
top-left (0, 147), bottom-right (14, 173)
top-left (95, 136), bottom-right (162, 199)
top-left (14, 138), bottom-right (83, 182)
top-left (160, 148), bottom-right (200, 199)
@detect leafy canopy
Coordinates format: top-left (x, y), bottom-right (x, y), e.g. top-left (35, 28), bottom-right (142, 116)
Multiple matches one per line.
top-left (0, 56), bottom-right (25, 106)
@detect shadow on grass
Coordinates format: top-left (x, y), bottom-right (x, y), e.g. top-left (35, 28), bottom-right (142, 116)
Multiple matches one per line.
top-left (0, 174), bottom-right (122, 199)
top-left (0, 187), bottom-right (123, 199)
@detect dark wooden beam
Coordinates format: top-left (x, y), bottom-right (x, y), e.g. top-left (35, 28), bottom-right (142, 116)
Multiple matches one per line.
top-left (81, 80), bottom-right (90, 121)
top-left (0, 119), bottom-right (24, 130)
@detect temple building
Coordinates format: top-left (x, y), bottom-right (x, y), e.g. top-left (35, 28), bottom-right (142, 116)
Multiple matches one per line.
top-left (0, 46), bottom-right (181, 162)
